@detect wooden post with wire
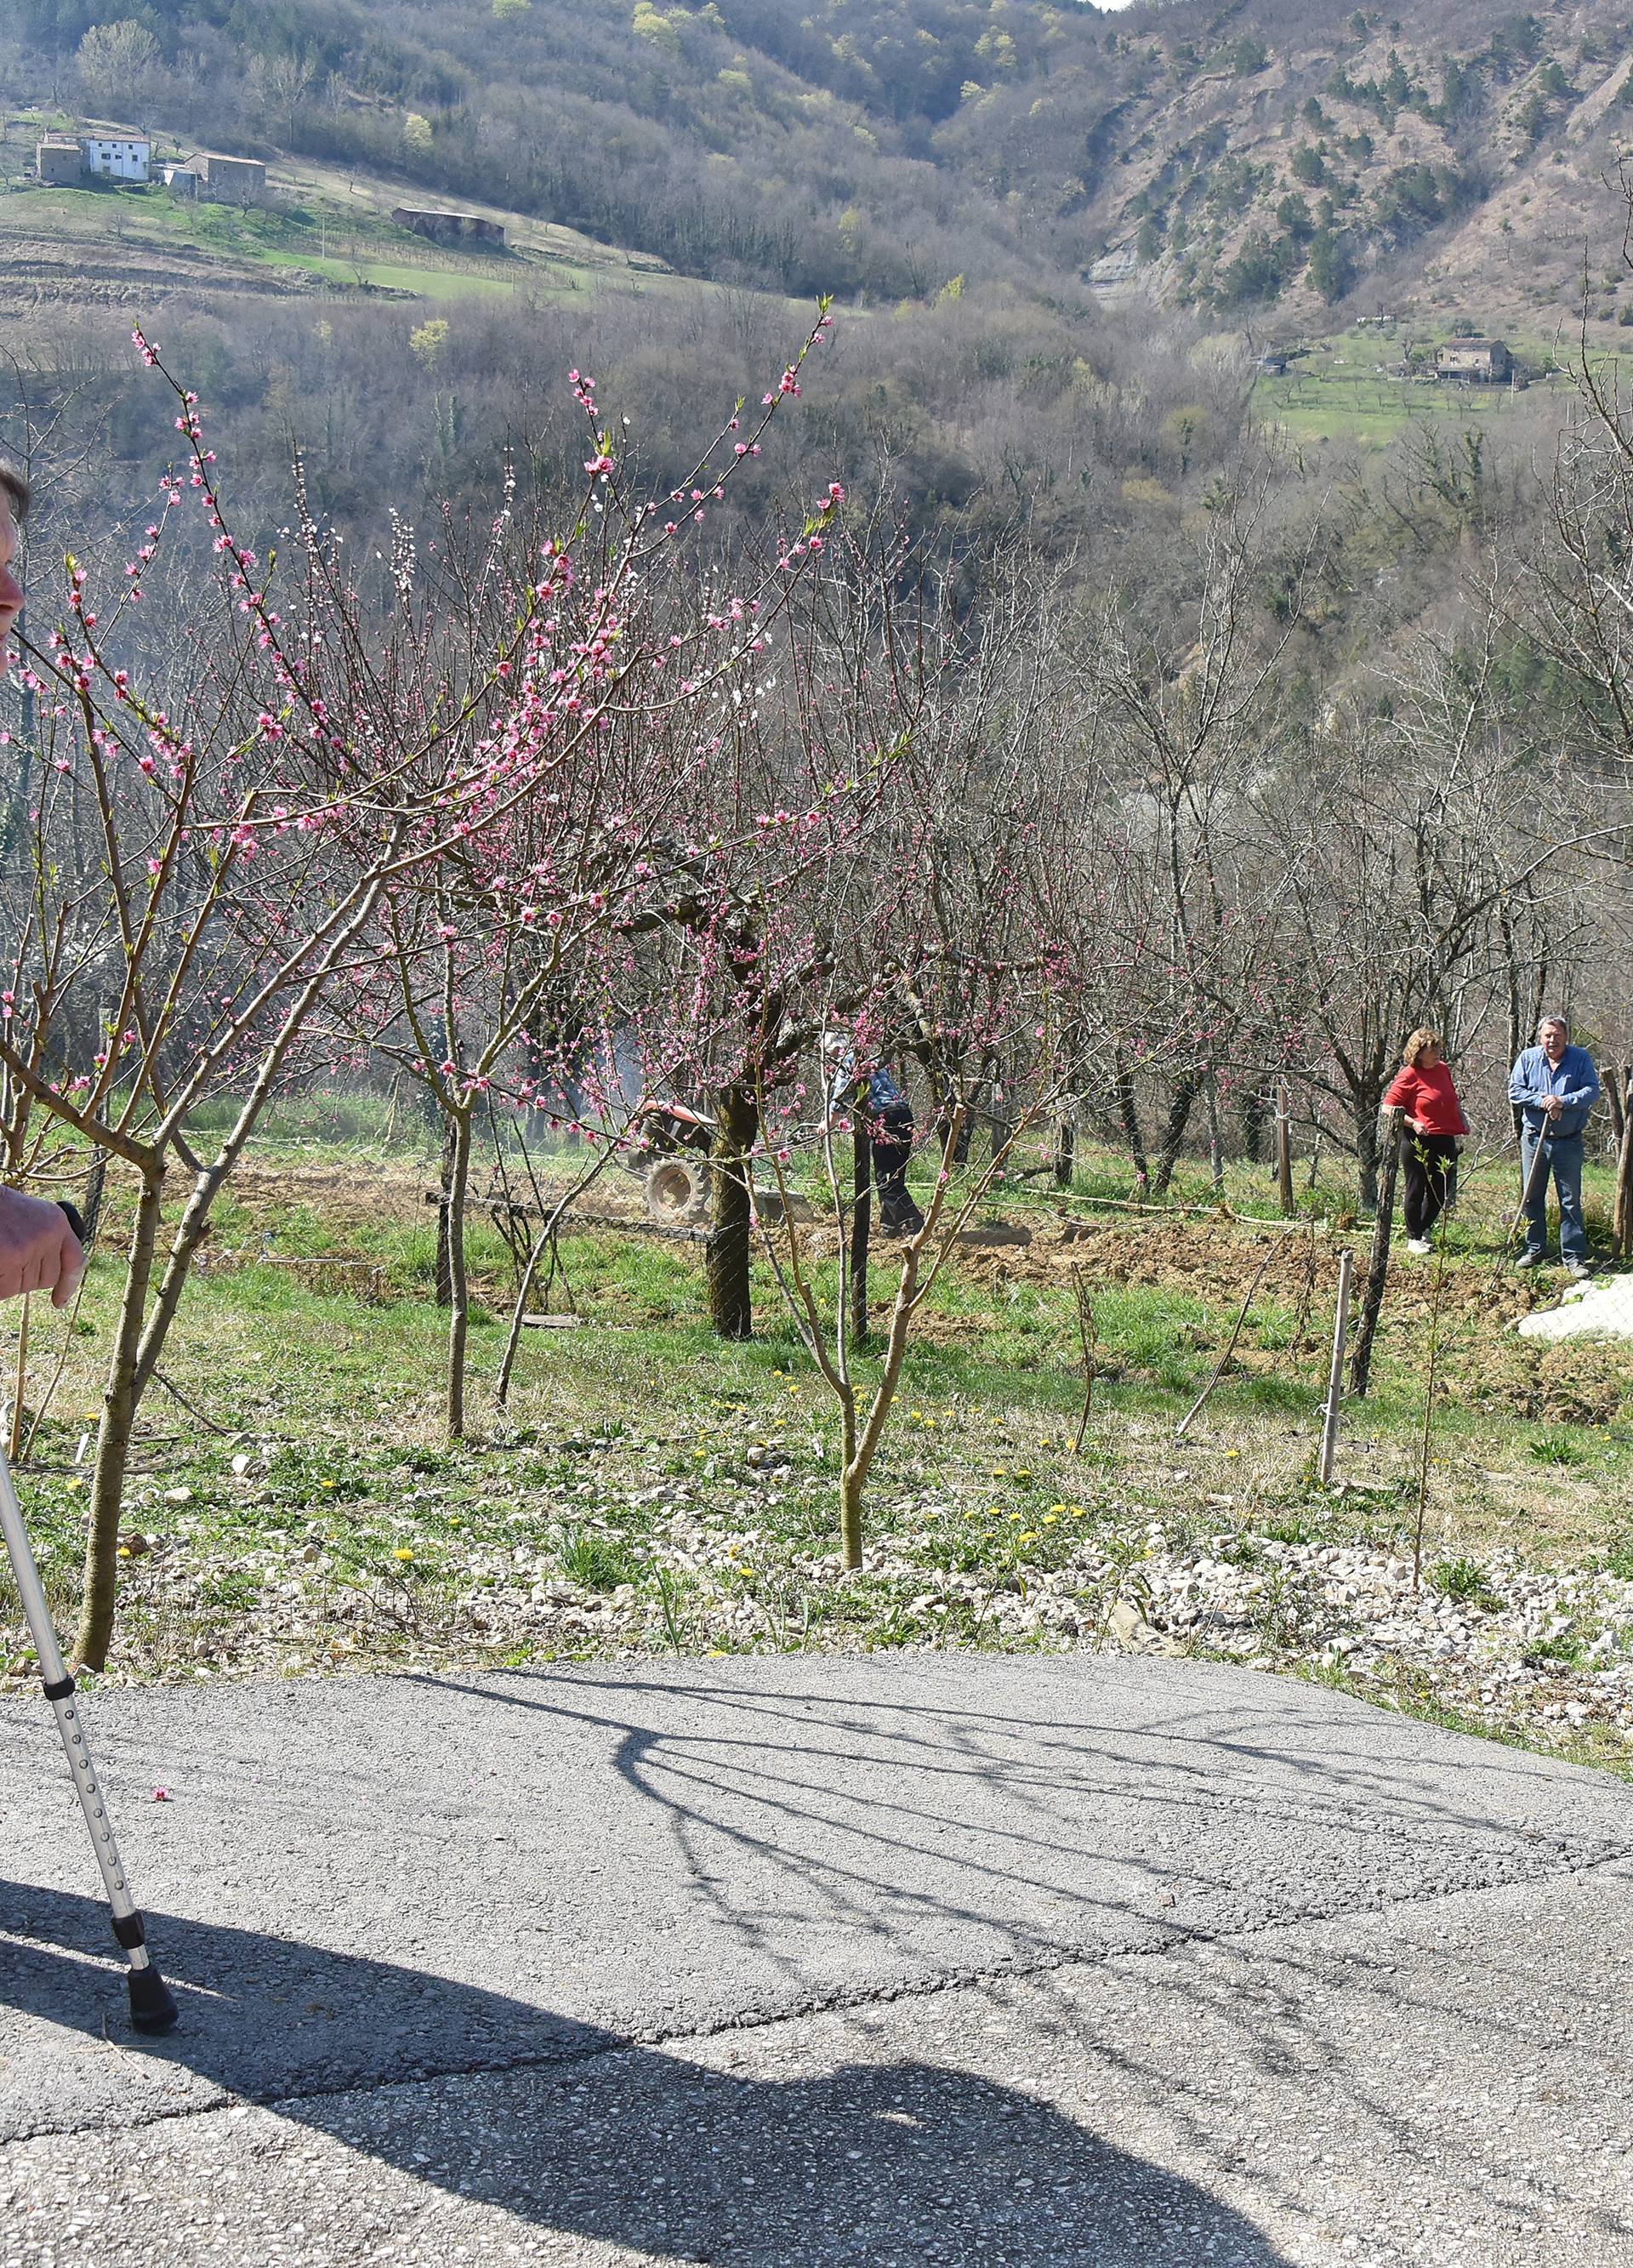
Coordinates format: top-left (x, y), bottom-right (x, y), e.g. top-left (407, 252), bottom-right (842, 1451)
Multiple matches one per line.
top-left (1276, 1081), bottom-right (1295, 1218)
top-left (1317, 1248), bottom-right (1352, 1485)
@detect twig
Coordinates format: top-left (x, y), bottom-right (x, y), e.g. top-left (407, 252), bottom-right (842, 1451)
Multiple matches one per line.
top-left (1174, 1240), bottom-right (1286, 1440)
top-left (1071, 1266), bottom-right (1097, 1455)
top-left (1316, 1246), bottom-right (1354, 1487)
top-left (1410, 1232), bottom-right (1450, 1593)
top-left (150, 1367), bottom-right (235, 1436)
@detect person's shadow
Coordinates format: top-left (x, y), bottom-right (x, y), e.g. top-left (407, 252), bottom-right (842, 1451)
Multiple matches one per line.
top-left (1, 1878), bottom-right (1293, 2265)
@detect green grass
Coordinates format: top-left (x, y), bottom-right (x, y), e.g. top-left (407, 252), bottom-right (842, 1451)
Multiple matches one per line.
top-left (1249, 324), bottom-right (1633, 448)
top-left (0, 1124), bottom-right (1627, 1798)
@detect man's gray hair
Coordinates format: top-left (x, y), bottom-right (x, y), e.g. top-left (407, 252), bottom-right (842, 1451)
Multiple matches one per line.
top-left (0, 461), bottom-right (28, 524)
top-left (1537, 1012), bottom-right (1570, 1036)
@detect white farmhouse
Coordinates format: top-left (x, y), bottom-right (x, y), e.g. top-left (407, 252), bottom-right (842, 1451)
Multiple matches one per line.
top-left (82, 134), bottom-right (151, 183)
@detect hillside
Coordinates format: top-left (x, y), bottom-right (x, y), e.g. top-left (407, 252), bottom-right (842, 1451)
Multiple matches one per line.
top-left (10, 0), bottom-right (1633, 336)
top-left (0, 111), bottom-right (687, 314)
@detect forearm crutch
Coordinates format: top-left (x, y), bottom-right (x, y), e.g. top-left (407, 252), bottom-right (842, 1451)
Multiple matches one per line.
top-left (0, 1222), bottom-right (177, 2034)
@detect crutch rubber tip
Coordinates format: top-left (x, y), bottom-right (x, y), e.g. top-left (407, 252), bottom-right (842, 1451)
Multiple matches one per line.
top-left (128, 1966), bottom-right (179, 2035)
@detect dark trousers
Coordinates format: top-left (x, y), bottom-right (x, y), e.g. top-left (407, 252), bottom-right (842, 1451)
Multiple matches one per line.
top-left (870, 1104), bottom-right (923, 1234)
top-left (1401, 1131), bottom-right (1459, 1240)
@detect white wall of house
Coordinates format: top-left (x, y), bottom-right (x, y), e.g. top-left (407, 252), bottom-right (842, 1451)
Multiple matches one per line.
top-left (83, 139), bottom-right (151, 183)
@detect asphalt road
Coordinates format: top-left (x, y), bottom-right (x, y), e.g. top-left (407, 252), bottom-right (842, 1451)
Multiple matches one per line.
top-left (2, 1653), bottom-right (1630, 2265)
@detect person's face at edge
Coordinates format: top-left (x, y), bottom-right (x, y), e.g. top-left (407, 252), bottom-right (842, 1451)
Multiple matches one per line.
top-left (0, 504), bottom-right (21, 670)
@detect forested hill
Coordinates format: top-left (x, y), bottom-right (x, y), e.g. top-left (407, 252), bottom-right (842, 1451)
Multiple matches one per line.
top-left (14, 0), bottom-right (1633, 327)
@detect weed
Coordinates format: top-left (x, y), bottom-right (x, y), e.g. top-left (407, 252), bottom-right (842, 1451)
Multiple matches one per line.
top-left (557, 1527), bottom-right (636, 1590)
top-left (1428, 1558), bottom-right (1499, 1611)
top-left (1523, 1630), bottom-right (1585, 1668)
top-left (1528, 1432), bottom-right (1585, 1467)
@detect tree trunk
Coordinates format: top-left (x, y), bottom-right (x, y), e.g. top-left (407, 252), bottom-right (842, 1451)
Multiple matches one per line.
top-left (445, 1106), bottom-right (474, 1439)
top-left (1354, 1081), bottom-right (1386, 1213)
top-left (839, 1458), bottom-right (864, 1571)
top-left (1054, 1118), bottom-right (1075, 1188)
top-left (1607, 1063), bottom-right (1627, 1150)
top-left (1614, 1072), bottom-right (1633, 1258)
top-left (706, 1085), bottom-right (758, 1341)
top-left (1152, 1074), bottom-right (1197, 1197)
top-left (838, 1241), bottom-right (922, 1570)
top-left (1114, 1051), bottom-right (1149, 1187)
top-left (434, 1114), bottom-right (458, 1308)
top-left (75, 1165), bottom-right (166, 1670)
top-left (1350, 1107), bottom-right (1401, 1399)
top-left (1240, 1089), bottom-right (1266, 1165)
top-left (848, 1123), bottom-right (872, 1348)
top-left (1204, 1074), bottom-right (1224, 1194)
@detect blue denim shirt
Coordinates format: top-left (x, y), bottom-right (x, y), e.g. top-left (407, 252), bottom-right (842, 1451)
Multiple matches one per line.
top-left (1507, 1044), bottom-right (1601, 1138)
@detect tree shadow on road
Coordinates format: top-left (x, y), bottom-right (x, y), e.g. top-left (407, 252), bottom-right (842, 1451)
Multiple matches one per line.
top-left (0, 1879), bottom-right (1293, 2265)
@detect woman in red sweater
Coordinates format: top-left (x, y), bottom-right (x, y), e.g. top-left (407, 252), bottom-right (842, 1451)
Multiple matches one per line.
top-left (1382, 1027), bottom-right (1469, 1253)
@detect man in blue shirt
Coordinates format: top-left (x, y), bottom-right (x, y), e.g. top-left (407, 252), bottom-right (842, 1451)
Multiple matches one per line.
top-left (1507, 1015), bottom-right (1601, 1278)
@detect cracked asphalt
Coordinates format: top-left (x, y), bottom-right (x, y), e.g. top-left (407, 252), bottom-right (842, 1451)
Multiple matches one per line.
top-left (3, 1654), bottom-right (1631, 2265)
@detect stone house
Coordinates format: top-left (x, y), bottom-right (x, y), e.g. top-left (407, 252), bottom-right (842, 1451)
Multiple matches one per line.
top-left (193, 152), bottom-right (267, 203)
top-left (81, 134), bottom-right (151, 182)
top-left (1434, 338), bottom-right (1511, 383)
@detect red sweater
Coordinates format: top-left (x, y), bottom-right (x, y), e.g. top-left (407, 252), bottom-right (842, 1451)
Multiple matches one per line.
top-left (1382, 1061), bottom-right (1468, 1137)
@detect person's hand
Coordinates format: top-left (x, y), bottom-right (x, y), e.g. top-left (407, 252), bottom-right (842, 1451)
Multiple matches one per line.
top-left (0, 1188), bottom-right (83, 1308)
top-left (1406, 1116), bottom-right (1425, 1135)
top-left (1543, 1094), bottom-right (1563, 1120)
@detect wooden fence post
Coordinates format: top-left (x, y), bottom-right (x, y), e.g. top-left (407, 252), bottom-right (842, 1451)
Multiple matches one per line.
top-left (1317, 1246), bottom-right (1353, 1485)
top-left (1349, 1105), bottom-right (1401, 1398)
top-left (1614, 1069), bottom-right (1633, 1259)
top-left (848, 1124), bottom-right (872, 1348)
top-left (1276, 1080), bottom-right (1295, 1217)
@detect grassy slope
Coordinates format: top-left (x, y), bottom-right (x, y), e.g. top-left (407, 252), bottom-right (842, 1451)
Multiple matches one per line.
top-left (3, 1113), bottom-right (1629, 1775)
top-left (0, 109), bottom-right (691, 309)
top-left (1248, 322), bottom-right (1633, 446)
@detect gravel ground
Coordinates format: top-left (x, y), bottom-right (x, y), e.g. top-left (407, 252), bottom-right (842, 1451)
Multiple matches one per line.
top-left (19, 1492), bottom-right (1629, 1761)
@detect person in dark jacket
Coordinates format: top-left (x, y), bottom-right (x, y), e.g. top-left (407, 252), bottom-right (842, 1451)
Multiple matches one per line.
top-left (825, 1042), bottom-right (925, 1236)
top-left (1382, 1028), bottom-right (1468, 1254)
top-left (1507, 1015), bottom-right (1601, 1278)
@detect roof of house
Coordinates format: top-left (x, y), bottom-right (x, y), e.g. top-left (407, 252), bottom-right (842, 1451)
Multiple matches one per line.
top-left (1440, 337), bottom-right (1505, 353)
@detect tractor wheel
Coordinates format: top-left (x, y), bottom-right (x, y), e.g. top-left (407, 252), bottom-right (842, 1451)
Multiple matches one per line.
top-left (644, 1156), bottom-right (712, 1226)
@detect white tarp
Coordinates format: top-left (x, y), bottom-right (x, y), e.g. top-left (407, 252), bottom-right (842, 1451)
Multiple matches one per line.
top-left (1516, 1272), bottom-right (1633, 1342)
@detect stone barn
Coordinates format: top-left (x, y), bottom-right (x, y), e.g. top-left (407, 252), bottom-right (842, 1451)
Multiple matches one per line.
top-left (35, 139), bottom-right (83, 185)
top-left (391, 206), bottom-right (504, 247)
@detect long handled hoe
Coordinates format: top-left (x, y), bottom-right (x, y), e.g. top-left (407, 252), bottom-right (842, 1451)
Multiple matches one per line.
top-left (0, 1206), bottom-right (178, 2035)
